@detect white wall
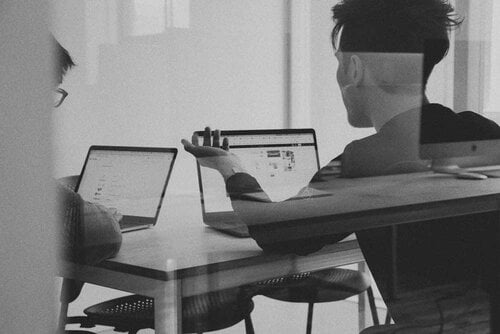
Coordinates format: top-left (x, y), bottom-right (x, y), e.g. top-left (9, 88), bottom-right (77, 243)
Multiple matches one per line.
top-left (487, 0), bottom-right (500, 116)
top-left (465, 0), bottom-right (500, 123)
top-left (51, 0), bottom-right (500, 182)
top-left (51, 0), bottom-right (380, 183)
top-left (0, 1), bottom-right (57, 333)
top-left (310, 0), bottom-right (374, 165)
top-left (51, 0), bottom-right (288, 196)
top-left (451, 0), bottom-right (500, 123)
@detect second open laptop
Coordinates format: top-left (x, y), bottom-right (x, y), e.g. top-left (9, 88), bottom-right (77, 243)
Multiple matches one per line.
top-left (75, 146), bottom-right (177, 232)
top-left (195, 129), bottom-right (321, 237)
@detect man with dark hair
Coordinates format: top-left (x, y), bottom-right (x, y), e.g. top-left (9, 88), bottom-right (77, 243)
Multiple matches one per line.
top-left (330, 0), bottom-right (499, 177)
top-left (331, 0), bottom-right (461, 86)
top-left (182, 0), bottom-right (498, 330)
top-left (52, 37), bottom-right (122, 265)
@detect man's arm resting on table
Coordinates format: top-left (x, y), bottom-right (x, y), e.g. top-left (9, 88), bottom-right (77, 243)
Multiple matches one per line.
top-left (57, 183), bottom-right (122, 265)
top-left (182, 133), bottom-right (349, 255)
top-left (225, 172), bottom-right (349, 255)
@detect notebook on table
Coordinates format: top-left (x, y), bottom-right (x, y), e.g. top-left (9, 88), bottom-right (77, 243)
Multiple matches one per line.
top-left (75, 146), bottom-right (177, 232)
top-left (195, 129), bottom-right (321, 237)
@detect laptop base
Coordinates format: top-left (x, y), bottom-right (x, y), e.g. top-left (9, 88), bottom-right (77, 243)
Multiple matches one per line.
top-left (120, 220), bottom-right (153, 233)
top-left (205, 221), bottom-right (250, 238)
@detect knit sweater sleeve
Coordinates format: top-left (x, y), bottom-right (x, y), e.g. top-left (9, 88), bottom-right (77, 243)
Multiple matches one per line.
top-left (225, 172), bottom-right (350, 255)
top-left (56, 181), bottom-right (122, 265)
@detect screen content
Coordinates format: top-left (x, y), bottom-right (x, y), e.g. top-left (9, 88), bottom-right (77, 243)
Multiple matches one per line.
top-left (200, 133), bottom-right (319, 212)
top-left (78, 150), bottom-right (174, 217)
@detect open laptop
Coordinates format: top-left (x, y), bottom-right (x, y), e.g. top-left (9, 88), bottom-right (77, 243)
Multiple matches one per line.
top-left (75, 146), bottom-right (177, 232)
top-left (195, 129), bottom-right (321, 237)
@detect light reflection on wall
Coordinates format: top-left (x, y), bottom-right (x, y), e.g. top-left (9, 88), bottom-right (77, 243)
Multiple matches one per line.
top-left (167, 0), bottom-right (190, 29)
top-left (85, 0), bottom-right (190, 84)
top-left (131, 0), bottom-right (165, 36)
top-left (85, 0), bottom-right (118, 84)
top-left (486, 0), bottom-right (500, 113)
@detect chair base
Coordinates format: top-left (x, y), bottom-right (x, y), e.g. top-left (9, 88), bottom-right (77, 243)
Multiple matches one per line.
top-left (254, 268), bottom-right (377, 334)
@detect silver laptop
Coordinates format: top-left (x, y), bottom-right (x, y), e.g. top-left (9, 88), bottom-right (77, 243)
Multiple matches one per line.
top-left (195, 129), bottom-right (320, 237)
top-left (75, 146), bottom-right (177, 232)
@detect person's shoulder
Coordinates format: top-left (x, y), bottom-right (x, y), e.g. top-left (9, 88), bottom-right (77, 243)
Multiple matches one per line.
top-left (340, 134), bottom-right (388, 177)
top-left (422, 104), bottom-right (500, 141)
top-left (56, 179), bottom-right (79, 200)
top-left (341, 120), bottom-right (427, 177)
top-left (425, 103), bottom-right (497, 128)
top-left (458, 110), bottom-right (500, 127)
top-left (456, 110), bottom-right (500, 138)
top-left (311, 157), bottom-right (343, 181)
top-left (344, 133), bottom-right (384, 156)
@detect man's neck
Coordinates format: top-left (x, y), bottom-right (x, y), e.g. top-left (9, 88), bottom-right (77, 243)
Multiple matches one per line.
top-left (370, 93), bottom-right (430, 132)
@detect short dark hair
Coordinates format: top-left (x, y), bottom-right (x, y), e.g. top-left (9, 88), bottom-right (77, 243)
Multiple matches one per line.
top-left (52, 35), bottom-right (75, 83)
top-left (331, 0), bottom-right (462, 85)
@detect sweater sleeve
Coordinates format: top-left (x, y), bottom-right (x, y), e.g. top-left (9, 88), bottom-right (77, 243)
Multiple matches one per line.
top-left (226, 173), bottom-right (272, 202)
top-left (57, 183), bottom-right (84, 262)
top-left (57, 182), bottom-right (122, 265)
top-left (225, 171), bottom-right (350, 255)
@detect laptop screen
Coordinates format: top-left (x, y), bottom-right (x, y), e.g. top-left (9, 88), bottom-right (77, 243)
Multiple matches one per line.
top-left (198, 130), bottom-right (320, 214)
top-left (76, 147), bottom-right (176, 220)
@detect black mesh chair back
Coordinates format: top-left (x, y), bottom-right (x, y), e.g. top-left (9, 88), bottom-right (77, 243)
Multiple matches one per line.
top-left (62, 287), bottom-right (255, 334)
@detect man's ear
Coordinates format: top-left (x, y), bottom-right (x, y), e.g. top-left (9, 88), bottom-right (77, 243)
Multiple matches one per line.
top-left (348, 55), bottom-right (364, 87)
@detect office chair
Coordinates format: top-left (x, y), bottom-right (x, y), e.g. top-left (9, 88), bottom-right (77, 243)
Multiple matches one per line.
top-left (252, 267), bottom-right (379, 334)
top-left (60, 270), bottom-right (374, 334)
top-left (59, 278), bottom-right (255, 334)
top-left (359, 324), bottom-right (443, 334)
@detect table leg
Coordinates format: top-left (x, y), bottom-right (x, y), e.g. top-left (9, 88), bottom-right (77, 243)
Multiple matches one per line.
top-left (491, 211), bottom-right (500, 334)
top-left (155, 260), bottom-right (182, 334)
top-left (357, 262), bottom-right (367, 331)
top-left (388, 225), bottom-right (398, 301)
top-left (492, 281), bottom-right (500, 333)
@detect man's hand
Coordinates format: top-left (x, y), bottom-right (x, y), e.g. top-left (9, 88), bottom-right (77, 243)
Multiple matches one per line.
top-left (105, 207), bottom-right (123, 224)
top-left (181, 126), bottom-right (247, 181)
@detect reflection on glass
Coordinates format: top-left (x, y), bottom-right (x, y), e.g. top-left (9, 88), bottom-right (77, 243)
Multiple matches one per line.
top-left (131, 0), bottom-right (165, 36)
top-left (167, 0), bottom-right (190, 28)
top-left (487, 0), bottom-right (500, 113)
top-left (131, 0), bottom-right (190, 35)
top-left (84, 0), bottom-right (119, 84)
top-left (83, 0), bottom-right (190, 84)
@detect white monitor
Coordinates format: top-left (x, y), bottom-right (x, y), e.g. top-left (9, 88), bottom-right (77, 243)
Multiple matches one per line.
top-left (420, 131), bottom-right (500, 169)
top-left (419, 35), bottom-right (500, 170)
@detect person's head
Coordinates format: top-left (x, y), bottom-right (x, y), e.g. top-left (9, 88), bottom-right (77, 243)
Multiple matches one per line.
top-left (52, 35), bottom-right (75, 85)
top-left (330, 0), bottom-right (462, 127)
top-left (51, 36), bottom-right (75, 107)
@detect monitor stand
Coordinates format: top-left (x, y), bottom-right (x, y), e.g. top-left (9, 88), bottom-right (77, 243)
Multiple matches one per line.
top-left (431, 159), bottom-right (488, 180)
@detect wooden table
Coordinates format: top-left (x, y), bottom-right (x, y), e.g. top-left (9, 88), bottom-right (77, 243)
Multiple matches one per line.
top-left (60, 171), bottom-right (500, 333)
